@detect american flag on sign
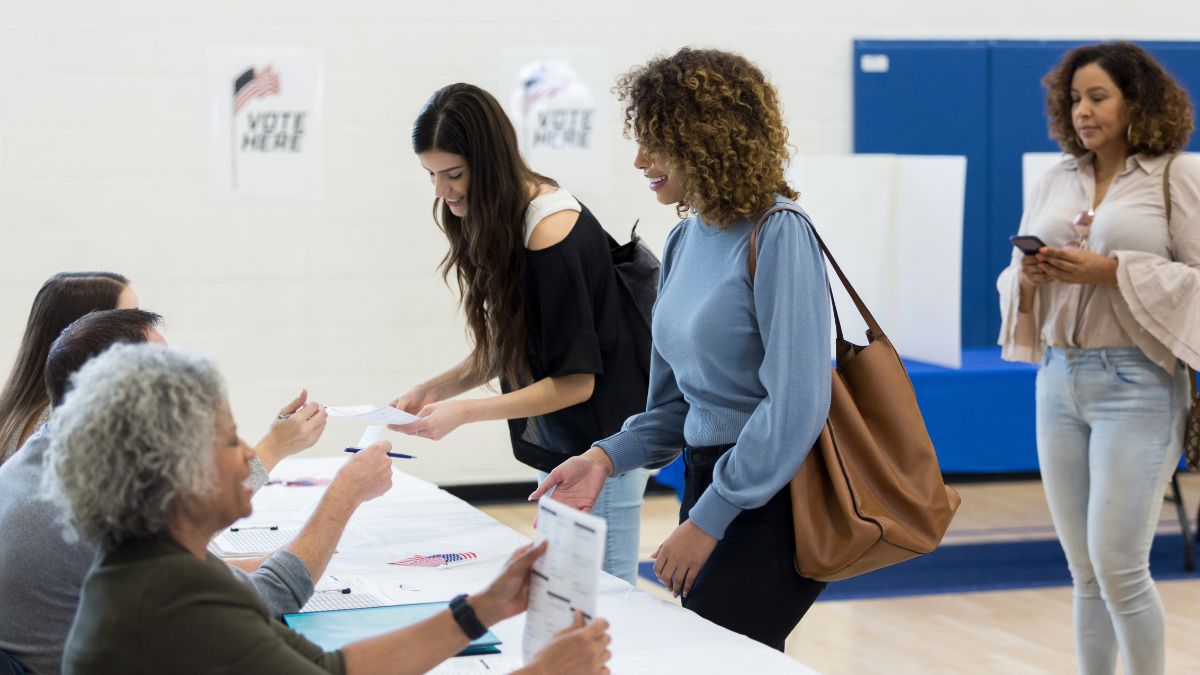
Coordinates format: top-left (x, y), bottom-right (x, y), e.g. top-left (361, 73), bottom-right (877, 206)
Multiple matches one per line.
top-left (233, 66), bottom-right (281, 114)
top-left (389, 552), bottom-right (478, 568)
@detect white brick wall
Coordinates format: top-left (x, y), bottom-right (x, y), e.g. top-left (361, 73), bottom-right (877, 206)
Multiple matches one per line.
top-left (3, 1), bottom-right (1199, 484)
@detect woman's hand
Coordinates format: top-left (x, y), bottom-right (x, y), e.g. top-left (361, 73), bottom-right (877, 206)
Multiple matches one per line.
top-left (469, 541), bottom-right (548, 627)
top-left (387, 384), bottom-right (440, 432)
top-left (392, 399), bottom-right (476, 440)
top-left (1035, 247), bottom-right (1119, 287)
top-left (255, 390), bottom-right (327, 470)
top-left (1019, 251), bottom-right (1053, 287)
top-left (528, 448), bottom-right (613, 512)
top-left (652, 519), bottom-right (718, 599)
top-left (520, 612), bottom-right (612, 675)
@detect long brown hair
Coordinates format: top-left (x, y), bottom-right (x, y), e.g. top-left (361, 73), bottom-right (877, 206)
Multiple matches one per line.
top-left (411, 83), bottom-right (555, 385)
top-left (0, 272), bottom-right (128, 457)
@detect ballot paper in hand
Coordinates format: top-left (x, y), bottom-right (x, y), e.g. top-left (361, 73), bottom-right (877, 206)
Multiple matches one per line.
top-left (522, 497), bottom-right (607, 661)
top-left (325, 405), bottom-right (419, 426)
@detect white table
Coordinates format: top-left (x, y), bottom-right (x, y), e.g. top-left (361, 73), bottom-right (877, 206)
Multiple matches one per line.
top-left (235, 457), bottom-right (815, 674)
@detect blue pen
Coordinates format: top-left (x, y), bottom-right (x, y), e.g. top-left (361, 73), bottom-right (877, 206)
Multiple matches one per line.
top-left (344, 447), bottom-right (416, 460)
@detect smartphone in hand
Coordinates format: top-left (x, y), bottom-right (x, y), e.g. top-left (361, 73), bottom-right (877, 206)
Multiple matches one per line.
top-left (1010, 235), bottom-right (1047, 256)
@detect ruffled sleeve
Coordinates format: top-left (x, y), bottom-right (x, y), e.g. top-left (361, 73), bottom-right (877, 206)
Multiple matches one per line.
top-left (1111, 154), bottom-right (1200, 372)
top-left (1113, 250), bottom-right (1200, 371)
top-left (997, 171), bottom-right (1053, 363)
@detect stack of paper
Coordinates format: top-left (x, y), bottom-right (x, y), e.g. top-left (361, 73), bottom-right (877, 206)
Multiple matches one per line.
top-left (299, 575), bottom-right (391, 613)
top-left (210, 526), bottom-right (299, 557)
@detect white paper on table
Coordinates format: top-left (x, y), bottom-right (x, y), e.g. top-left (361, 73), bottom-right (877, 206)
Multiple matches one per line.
top-left (326, 405), bottom-right (419, 426)
top-left (521, 497), bottom-right (606, 661)
top-left (211, 526), bottom-right (300, 557)
top-left (299, 575), bottom-right (391, 613)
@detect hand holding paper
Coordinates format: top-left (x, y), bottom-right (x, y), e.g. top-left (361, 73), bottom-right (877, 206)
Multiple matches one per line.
top-left (326, 404), bottom-right (420, 426)
top-left (391, 399), bottom-right (476, 441)
top-left (522, 497), bottom-right (607, 662)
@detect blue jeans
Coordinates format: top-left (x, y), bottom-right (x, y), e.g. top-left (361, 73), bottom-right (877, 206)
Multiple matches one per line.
top-left (538, 467), bottom-right (649, 585)
top-left (1037, 347), bottom-right (1189, 675)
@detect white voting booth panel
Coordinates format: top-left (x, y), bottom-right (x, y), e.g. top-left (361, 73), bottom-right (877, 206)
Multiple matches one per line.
top-left (788, 155), bottom-right (966, 369)
top-left (238, 458), bottom-right (816, 674)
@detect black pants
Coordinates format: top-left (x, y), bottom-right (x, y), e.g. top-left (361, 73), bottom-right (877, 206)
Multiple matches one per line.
top-left (680, 444), bottom-right (825, 651)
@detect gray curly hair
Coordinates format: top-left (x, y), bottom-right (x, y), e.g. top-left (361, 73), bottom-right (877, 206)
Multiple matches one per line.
top-left (40, 343), bottom-right (227, 550)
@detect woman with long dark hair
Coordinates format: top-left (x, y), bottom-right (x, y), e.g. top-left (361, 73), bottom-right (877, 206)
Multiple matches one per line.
top-left (390, 83), bottom-right (649, 584)
top-left (0, 272), bottom-right (326, 482)
top-left (0, 271), bottom-right (133, 464)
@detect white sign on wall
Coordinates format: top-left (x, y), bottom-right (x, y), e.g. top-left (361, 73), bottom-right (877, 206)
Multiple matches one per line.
top-left (207, 48), bottom-right (324, 200)
top-left (501, 48), bottom-right (611, 196)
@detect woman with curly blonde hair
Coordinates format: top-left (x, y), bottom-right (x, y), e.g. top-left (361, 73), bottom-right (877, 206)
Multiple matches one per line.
top-left (534, 47), bottom-right (831, 649)
top-left (997, 41), bottom-right (1200, 675)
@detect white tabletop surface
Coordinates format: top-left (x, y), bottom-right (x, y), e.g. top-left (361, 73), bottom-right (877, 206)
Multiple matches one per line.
top-left (234, 457), bottom-right (816, 674)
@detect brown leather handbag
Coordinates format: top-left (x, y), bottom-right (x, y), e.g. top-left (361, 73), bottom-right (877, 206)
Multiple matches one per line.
top-left (750, 205), bottom-right (961, 582)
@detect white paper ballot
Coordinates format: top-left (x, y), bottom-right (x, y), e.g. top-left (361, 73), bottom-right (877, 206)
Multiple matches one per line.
top-left (300, 575), bottom-right (390, 613)
top-left (326, 405), bottom-right (419, 426)
top-left (522, 497), bottom-right (606, 661)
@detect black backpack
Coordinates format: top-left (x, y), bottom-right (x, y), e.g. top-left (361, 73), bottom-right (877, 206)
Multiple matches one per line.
top-left (607, 221), bottom-right (659, 380)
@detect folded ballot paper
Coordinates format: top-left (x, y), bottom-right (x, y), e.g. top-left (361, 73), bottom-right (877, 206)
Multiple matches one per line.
top-left (325, 405), bottom-right (420, 426)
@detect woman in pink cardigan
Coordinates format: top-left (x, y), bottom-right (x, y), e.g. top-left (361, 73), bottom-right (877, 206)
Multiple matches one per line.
top-left (997, 42), bottom-right (1199, 675)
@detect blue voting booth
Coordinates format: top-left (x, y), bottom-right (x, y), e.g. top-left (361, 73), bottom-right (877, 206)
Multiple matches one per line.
top-left (654, 41), bottom-right (1200, 492)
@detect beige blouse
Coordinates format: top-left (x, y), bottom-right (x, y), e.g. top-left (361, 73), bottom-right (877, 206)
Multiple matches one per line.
top-left (997, 152), bottom-right (1200, 373)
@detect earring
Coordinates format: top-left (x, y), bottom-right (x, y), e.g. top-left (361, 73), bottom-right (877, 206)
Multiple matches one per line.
top-left (1126, 123), bottom-right (1133, 144)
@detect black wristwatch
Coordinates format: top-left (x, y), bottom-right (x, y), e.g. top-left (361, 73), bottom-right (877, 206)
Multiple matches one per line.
top-left (449, 594), bottom-right (488, 640)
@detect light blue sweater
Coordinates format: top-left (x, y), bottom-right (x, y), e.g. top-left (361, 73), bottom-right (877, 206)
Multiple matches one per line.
top-left (597, 197), bottom-right (832, 540)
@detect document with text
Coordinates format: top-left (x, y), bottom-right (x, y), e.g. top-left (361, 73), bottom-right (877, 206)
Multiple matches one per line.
top-left (521, 497), bottom-right (606, 661)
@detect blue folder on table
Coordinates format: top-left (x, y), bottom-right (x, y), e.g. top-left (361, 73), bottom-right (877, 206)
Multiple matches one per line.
top-left (283, 601), bottom-right (501, 655)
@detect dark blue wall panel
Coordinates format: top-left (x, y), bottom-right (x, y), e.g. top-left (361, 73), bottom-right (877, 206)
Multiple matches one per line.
top-left (855, 39), bottom-right (1200, 350)
top-left (853, 41), bottom-right (991, 348)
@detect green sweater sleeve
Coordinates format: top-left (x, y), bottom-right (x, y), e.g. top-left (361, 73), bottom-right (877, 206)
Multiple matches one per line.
top-left (64, 539), bottom-right (345, 675)
top-left (145, 555), bottom-right (345, 674)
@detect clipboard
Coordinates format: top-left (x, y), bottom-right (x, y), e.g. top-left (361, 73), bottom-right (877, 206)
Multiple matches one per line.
top-left (283, 601), bottom-right (501, 655)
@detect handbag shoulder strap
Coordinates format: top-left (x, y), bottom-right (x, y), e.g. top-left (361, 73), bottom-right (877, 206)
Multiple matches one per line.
top-left (749, 204), bottom-right (886, 342)
top-left (1163, 153), bottom-right (1176, 224)
top-left (1161, 153), bottom-right (1191, 391)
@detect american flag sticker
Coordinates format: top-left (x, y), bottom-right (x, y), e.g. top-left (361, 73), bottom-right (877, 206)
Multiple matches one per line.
top-left (389, 552), bottom-right (478, 568)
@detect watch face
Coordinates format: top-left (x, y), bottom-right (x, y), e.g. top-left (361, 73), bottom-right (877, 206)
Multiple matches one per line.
top-left (451, 595), bottom-right (488, 639)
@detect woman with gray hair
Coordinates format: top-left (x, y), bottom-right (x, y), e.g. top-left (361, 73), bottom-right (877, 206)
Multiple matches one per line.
top-left (44, 343), bottom-right (611, 675)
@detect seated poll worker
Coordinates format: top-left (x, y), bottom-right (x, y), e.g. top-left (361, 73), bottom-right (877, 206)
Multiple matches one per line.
top-left (44, 343), bottom-right (611, 675)
top-left (0, 310), bottom-right (393, 675)
top-left (0, 271), bottom-right (328, 483)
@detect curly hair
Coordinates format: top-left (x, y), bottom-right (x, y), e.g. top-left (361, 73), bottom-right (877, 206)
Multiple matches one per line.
top-left (1044, 41), bottom-right (1194, 157)
top-left (615, 48), bottom-right (797, 227)
top-left (41, 344), bottom-right (224, 551)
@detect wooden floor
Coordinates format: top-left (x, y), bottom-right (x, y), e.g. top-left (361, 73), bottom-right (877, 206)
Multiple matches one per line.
top-left (480, 474), bottom-right (1200, 674)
